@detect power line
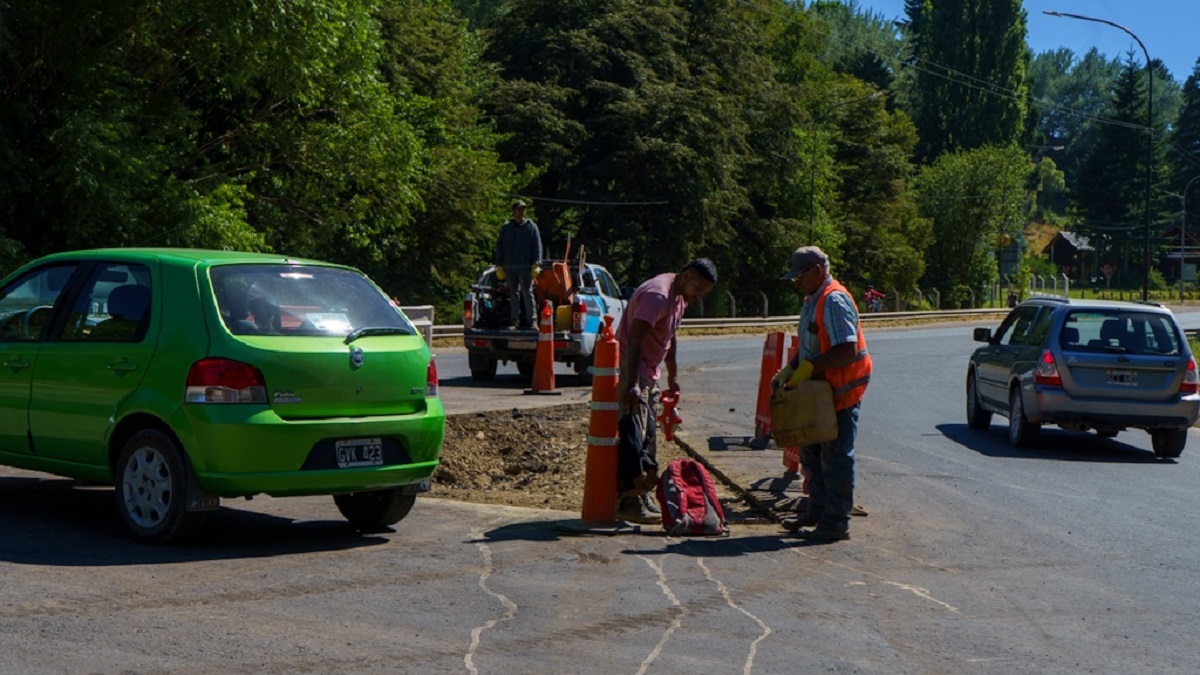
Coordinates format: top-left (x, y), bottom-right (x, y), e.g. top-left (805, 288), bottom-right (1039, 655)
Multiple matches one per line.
top-left (735, 0), bottom-right (1178, 138)
top-left (508, 195), bottom-right (670, 206)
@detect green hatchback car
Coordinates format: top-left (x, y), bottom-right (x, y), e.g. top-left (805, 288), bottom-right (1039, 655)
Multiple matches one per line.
top-left (0, 248), bottom-right (444, 543)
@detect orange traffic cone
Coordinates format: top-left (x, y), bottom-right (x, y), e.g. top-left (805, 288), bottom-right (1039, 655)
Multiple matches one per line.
top-left (581, 315), bottom-right (620, 525)
top-left (524, 300), bottom-right (562, 396)
top-left (755, 332), bottom-right (784, 439)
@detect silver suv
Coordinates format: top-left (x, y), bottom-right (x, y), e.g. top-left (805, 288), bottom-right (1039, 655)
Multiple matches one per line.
top-left (967, 297), bottom-right (1200, 458)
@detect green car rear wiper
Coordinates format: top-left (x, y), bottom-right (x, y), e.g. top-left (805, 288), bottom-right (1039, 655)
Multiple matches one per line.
top-left (344, 326), bottom-right (414, 344)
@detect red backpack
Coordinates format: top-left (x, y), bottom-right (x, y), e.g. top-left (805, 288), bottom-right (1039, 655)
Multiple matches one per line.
top-left (655, 458), bottom-right (729, 536)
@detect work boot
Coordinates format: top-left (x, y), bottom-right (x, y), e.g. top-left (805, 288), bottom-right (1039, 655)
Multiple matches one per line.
top-left (617, 495), bottom-right (659, 524)
top-left (640, 492), bottom-right (660, 515)
top-left (791, 524), bottom-right (850, 542)
top-left (781, 511), bottom-right (821, 533)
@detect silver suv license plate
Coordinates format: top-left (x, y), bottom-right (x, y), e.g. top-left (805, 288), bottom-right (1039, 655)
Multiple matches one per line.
top-left (1106, 370), bottom-right (1137, 386)
top-left (335, 438), bottom-right (384, 468)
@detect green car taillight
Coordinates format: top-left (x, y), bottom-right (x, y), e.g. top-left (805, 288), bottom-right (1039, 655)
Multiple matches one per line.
top-left (427, 357), bottom-right (439, 398)
top-left (186, 358), bottom-right (268, 403)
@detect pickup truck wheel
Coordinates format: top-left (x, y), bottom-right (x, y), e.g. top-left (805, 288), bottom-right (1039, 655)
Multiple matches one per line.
top-left (469, 354), bottom-right (497, 381)
top-left (574, 354), bottom-right (594, 386)
top-left (516, 359), bottom-right (534, 380)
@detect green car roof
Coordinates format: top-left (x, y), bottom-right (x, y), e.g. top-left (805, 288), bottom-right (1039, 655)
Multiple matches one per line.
top-left (31, 248), bottom-right (348, 270)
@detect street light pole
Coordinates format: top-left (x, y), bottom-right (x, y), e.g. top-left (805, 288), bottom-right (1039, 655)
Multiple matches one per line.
top-left (1044, 11), bottom-right (1153, 301)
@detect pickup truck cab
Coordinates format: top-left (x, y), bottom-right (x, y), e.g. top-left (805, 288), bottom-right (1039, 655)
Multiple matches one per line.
top-left (463, 259), bottom-right (626, 384)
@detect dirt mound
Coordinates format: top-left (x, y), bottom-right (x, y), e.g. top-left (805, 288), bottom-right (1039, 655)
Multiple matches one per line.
top-left (429, 403), bottom-right (689, 512)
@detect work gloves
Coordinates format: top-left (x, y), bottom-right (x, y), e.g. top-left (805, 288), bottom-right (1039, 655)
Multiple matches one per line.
top-left (770, 364), bottom-right (794, 391)
top-left (772, 359), bottom-right (814, 390)
top-left (495, 266), bottom-right (506, 281)
top-left (531, 264), bottom-right (541, 277)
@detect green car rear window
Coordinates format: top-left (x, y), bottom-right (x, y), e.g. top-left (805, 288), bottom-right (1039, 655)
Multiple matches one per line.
top-left (211, 265), bottom-right (413, 337)
top-left (1060, 310), bottom-right (1182, 356)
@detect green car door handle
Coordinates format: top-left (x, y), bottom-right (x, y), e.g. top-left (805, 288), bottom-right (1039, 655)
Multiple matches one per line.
top-left (3, 357), bottom-right (31, 370)
top-left (107, 358), bottom-right (138, 372)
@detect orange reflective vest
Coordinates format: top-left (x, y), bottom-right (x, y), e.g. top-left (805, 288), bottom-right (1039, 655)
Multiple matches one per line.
top-left (815, 279), bottom-right (872, 410)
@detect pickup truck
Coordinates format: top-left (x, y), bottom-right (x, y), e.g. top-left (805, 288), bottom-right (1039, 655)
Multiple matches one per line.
top-left (462, 258), bottom-right (627, 384)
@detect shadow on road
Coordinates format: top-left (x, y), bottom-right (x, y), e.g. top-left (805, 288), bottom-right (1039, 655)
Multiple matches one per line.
top-left (937, 423), bottom-right (1170, 463)
top-left (707, 435), bottom-right (772, 451)
top-left (0, 477), bottom-right (390, 565)
top-left (439, 373), bottom-right (591, 390)
top-left (626, 533), bottom-right (831, 557)
top-left (438, 373), bottom-right (533, 389)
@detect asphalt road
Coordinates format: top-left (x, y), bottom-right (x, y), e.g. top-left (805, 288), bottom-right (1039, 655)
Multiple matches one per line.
top-left (4, 316), bottom-right (1200, 673)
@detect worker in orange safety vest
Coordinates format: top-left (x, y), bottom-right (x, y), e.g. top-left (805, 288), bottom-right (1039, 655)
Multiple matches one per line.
top-left (771, 246), bottom-right (871, 542)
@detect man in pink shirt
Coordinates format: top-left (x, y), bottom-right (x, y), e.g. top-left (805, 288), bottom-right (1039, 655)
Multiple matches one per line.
top-left (615, 258), bottom-right (717, 523)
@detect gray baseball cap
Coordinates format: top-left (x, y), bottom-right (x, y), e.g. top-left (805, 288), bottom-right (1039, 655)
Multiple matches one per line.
top-left (780, 246), bottom-right (829, 281)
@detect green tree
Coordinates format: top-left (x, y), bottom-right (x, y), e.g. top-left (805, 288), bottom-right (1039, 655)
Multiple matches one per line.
top-left (1167, 58), bottom-right (1200, 202)
top-left (481, 0), bottom-right (774, 309)
top-left (904, 0), bottom-right (1028, 162)
top-left (1031, 156), bottom-right (1069, 221)
top-left (0, 0), bottom-right (427, 280)
top-left (1073, 54), bottom-right (1169, 286)
top-left (806, 1), bottom-right (902, 93)
top-left (914, 145), bottom-right (1029, 306)
top-left (375, 0), bottom-right (526, 315)
top-left (1026, 47), bottom-right (1120, 187)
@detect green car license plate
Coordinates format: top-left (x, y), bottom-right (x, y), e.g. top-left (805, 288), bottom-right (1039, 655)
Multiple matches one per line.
top-left (335, 438), bottom-right (383, 468)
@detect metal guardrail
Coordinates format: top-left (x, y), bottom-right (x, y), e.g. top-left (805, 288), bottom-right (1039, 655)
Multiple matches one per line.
top-left (432, 308), bottom-right (1009, 341)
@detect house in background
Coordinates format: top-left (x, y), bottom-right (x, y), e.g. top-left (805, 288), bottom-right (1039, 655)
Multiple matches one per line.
top-left (1159, 222), bottom-right (1200, 283)
top-left (1042, 231), bottom-right (1096, 282)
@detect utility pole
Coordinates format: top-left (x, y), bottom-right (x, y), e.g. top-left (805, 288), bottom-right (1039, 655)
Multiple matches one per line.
top-left (1044, 11), bottom-right (1153, 301)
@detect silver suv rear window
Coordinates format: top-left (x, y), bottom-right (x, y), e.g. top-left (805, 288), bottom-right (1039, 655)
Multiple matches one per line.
top-left (211, 265), bottom-right (413, 337)
top-left (1059, 310), bottom-right (1181, 356)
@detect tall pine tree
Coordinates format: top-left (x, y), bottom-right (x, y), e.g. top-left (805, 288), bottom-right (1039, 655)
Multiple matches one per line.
top-left (1168, 58), bottom-right (1200, 203)
top-left (1074, 56), bottom-right (1161, 285)
top-left (904, 0), bottom-right (1028, 162)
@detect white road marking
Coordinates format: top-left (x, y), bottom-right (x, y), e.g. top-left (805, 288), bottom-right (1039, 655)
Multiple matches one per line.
top-left (464, 526), bottom-right (518, 674)
top-left (883, 581), bottom-right (960, 613)
top-left (698, 557), bottom-right (772, 675)
top-left (636, 555), bottom-right (686, 675)
top-left (793, 550), bottom-right (961, 614)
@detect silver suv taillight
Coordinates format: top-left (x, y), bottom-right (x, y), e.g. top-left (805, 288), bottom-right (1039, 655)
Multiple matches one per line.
top-left (1034, 349), bottom-right (1062, 387)
top-left (1181, 358), bottom-right (1198, 395)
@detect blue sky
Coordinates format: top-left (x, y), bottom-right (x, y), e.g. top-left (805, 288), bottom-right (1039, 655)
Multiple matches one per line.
top-left (845, 0), bottom-right (1200, 84)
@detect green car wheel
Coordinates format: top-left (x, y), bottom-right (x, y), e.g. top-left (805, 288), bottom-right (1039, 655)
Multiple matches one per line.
top-left (334, 488), bottom-right (417, 530)
top-left (116, 429), bottom-right (208, 544)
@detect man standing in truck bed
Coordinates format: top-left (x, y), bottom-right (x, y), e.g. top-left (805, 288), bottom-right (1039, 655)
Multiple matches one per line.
top-left (494, 200), bottom-right (542, 329)
top-left (615, 258), bottom-right (718, 523)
